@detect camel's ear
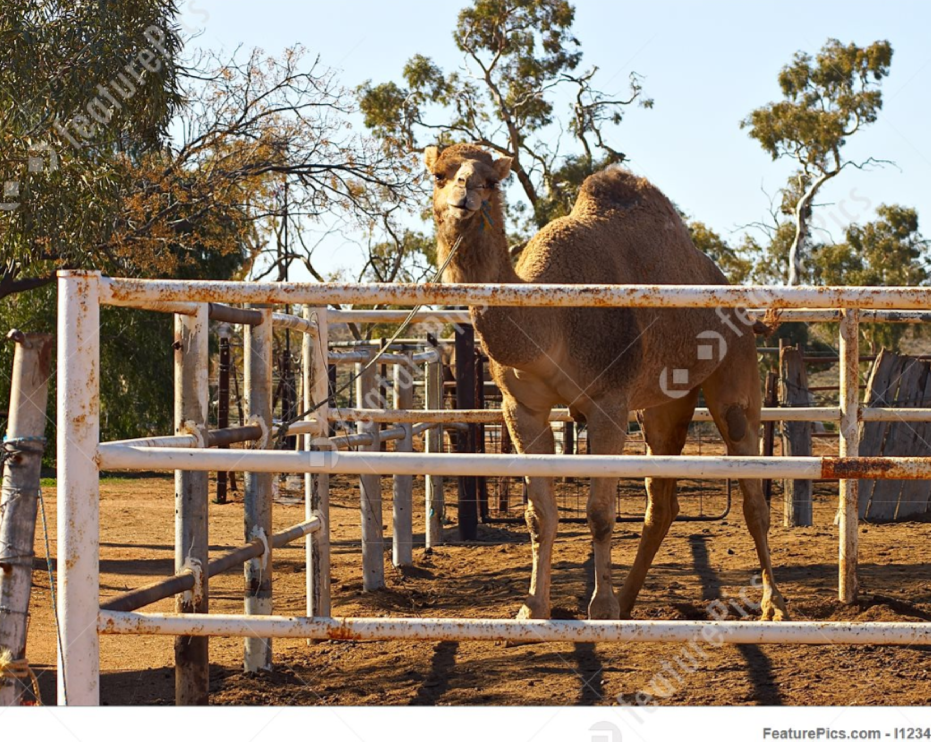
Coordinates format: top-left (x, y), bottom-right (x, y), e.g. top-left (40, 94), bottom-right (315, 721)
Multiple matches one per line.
top-left (424, 146), bottom-right (439, 172)
top-left (493, 156), bottom-right (512, 181)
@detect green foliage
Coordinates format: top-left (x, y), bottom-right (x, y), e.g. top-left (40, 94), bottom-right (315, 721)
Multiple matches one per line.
top-left (812, 205), bottom-right (928, 286)
top-left (0, 0), bottom-right (184, 286)
top-left (687, 221), bottom-right (755, 285)
top-left (0, 285), bottom-right (174, 464)
top-left (358, 0), bottom-right (649, 234)
top-left (742, 39), bottom-right (892, 170)
top-left (741, 39), bottom-right (893, 284)
top-left (812, 205), bottom-right (929, 349)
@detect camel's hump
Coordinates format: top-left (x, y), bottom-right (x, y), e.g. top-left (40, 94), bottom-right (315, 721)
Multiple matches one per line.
top-left (572, 167), bottom-right (655, 215)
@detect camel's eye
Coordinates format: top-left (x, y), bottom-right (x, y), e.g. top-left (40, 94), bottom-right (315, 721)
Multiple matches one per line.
top-left (434, 173), bottom-right (447, 186)
top-left (485, 180), bottom-right (498, 190)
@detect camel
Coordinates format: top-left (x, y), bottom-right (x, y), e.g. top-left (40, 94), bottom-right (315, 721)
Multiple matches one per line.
top-left (425, 143), bottom-right (788, 622)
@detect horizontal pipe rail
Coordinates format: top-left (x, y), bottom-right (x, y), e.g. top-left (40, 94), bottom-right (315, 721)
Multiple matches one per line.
top-left (207, 303), bottom-right (263, 326)
top-left (328, 308), bottom-right (931, 326)
top-left (99, 424), bottom-right (264, 451)
top-left (766, 308), bottom-right (931, 324)
top-left (272, 312), bottom-right (317, 334)
top-left (99, 518), bottom-right (320, 613)
top-left (328, 309), bottom-right (471, 324)
top-left (328, 350), bottom-right (434, 365)
top-left (97, 447), bottom-right (931, 481)
top-left (96, 405), bottom-right (931, 453)
top-left (97, 614), bottom-right (931, 646)
top-left (100, 278), bottom-right (931, 311)
top-left (323, 406), bottom-right (848, 424)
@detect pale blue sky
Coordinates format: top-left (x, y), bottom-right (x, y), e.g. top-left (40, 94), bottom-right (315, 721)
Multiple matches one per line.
top-left (182, 0), bottom-right (931, 280)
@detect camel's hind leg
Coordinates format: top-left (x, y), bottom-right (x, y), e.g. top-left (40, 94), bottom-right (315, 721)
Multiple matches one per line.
top-left (616, 389), bottom-right (699, 619)
top-left (701, 351), bottom-right (789, 621)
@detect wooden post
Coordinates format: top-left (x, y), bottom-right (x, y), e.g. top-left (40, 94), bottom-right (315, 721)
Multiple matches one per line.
top-left (0, 332), bottom-right (52, 706)
top-left (326, 364), bottom-right (337, 437)
top-left (424, 335), bottom-right (444, 549)
top-left (244, 307), bottom-right (273, 671)
top-left (780, 346), bottom-right (812, 526)
top-left (475, 347), bottom-right (488, 522)
top-left (499, 421), bottom-right (513, 515)
top-left (216, 323), bottom-right (231, 505)
top-left (174, 305), bottom-right (210, 704)
top-left (838, 309), bottom-right (860, 604)
top-left (455, 325), bottom-right (478, 540)
top-left (392, 354), bottom-right (414, 566)
top-left (304, 306), bottom-right (330, 618)
top-left (761, 371), bottom-right (778, 504)
top-left (858, 350), bottom-right (902, 518)
top-left (357, 350), bottom-right (384, 590)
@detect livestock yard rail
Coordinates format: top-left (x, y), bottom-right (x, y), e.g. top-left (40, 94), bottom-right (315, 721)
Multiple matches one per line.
top-left (56, 271), bottom-right (931, 706)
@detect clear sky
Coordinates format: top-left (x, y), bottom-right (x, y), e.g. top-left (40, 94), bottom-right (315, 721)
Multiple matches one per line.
top-left (181, 0), bottom-right (931, 280)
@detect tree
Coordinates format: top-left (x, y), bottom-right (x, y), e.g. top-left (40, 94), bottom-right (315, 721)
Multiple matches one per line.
top-left (812, 205), bottom-right (929, 350)
top-left (0, 0), bottom-right (183, 297)
top-left (358, 0), bottom-right (651, 232)
top-left (687, 220), bottom-right (755, 285)
top-left (742, 39), bottom-right (893, 285)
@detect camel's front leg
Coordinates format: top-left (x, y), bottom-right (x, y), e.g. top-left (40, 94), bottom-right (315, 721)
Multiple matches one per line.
top-left (584, 405), bottom-right (628, 620)
top-left (503, 397), bottom-right (557, 620)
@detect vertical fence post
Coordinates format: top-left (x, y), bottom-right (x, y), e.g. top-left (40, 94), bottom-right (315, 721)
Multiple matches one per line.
top-left (0, 332), bottom-right (52, 706)
top-left (762, 371), bottom-right (778, 504)
top-left (392, 354), bottom-right (414, 567)
top-left (425, 335), bottom-right (444, 549)
top-left (781, 346), bottom-right (812, 526)
top-left (839, 308), bottom-right (860, 604)
top-left (244, 306), bottom-right (273, 671)
top-left (304, 306), bottom-right (330, 618)
top-left (475, 348), bottom-right (488, 522)
top-left (57, 270), bottom-right (101, 706)
top-left (357, 349), bottom-right (384, 590)
top-left (455, 325), bottom-right (478, 540)
top-left (216, 323), bottom-right (232, 505)
top-left (173, 304), bottom-right (210, 705)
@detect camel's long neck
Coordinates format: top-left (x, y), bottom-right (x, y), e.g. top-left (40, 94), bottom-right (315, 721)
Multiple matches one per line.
top-left (437, 211), bottom-right (517, 286)
top-left (437, 208), bottom-right (544, 368)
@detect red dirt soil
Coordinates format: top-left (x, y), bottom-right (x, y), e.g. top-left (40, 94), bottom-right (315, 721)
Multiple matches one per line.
top-left (19, 473), bottom-right (931, 706)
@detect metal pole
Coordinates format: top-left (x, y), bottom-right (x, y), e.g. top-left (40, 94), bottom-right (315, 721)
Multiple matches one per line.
top-left (357, 349), bottom-right (384, 590)
top-left (392, 355), bottom-right (414, 567)
top-left (839, 308), bottom-right (860, 604)
top-left (57, 270), bottom-right (101, 706)
top-left (455, 325), bottom-right (478, 540)
top-left (475, 348), bottom-right (488, 522)
top-left (173, 305), bottom-right (210, 705)
top-left (244, 306), bottom-right (273, 671)
top-left (304, 306), bottom-right (330, 618)
top-left (101, 613), bottom-right (931, 646)
top-left (216, 323), bottom-right (232, 505)
top-left (424, 334), bottom-right (444, 549)
top-left (0, 332), bottom-right (52, 706)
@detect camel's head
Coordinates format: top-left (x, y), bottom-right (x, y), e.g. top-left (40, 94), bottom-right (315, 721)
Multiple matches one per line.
top-left (424, 144), bottom-right (511, 225)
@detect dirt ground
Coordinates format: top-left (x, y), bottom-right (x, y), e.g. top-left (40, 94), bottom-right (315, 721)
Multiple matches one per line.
top-left (20, 470), bottom-right (931, 707)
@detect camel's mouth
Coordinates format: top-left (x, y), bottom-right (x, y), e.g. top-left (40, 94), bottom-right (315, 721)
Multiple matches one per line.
top-left (446, 203), bottom-right (480, 221)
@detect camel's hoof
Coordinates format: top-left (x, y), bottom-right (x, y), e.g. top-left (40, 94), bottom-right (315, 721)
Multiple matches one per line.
top-left (516, 601), bottom-right (550, 621)
top-left (587, 593), bottom-right (621, 621)
top-left (760, 594), bottom-right (790, 622)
